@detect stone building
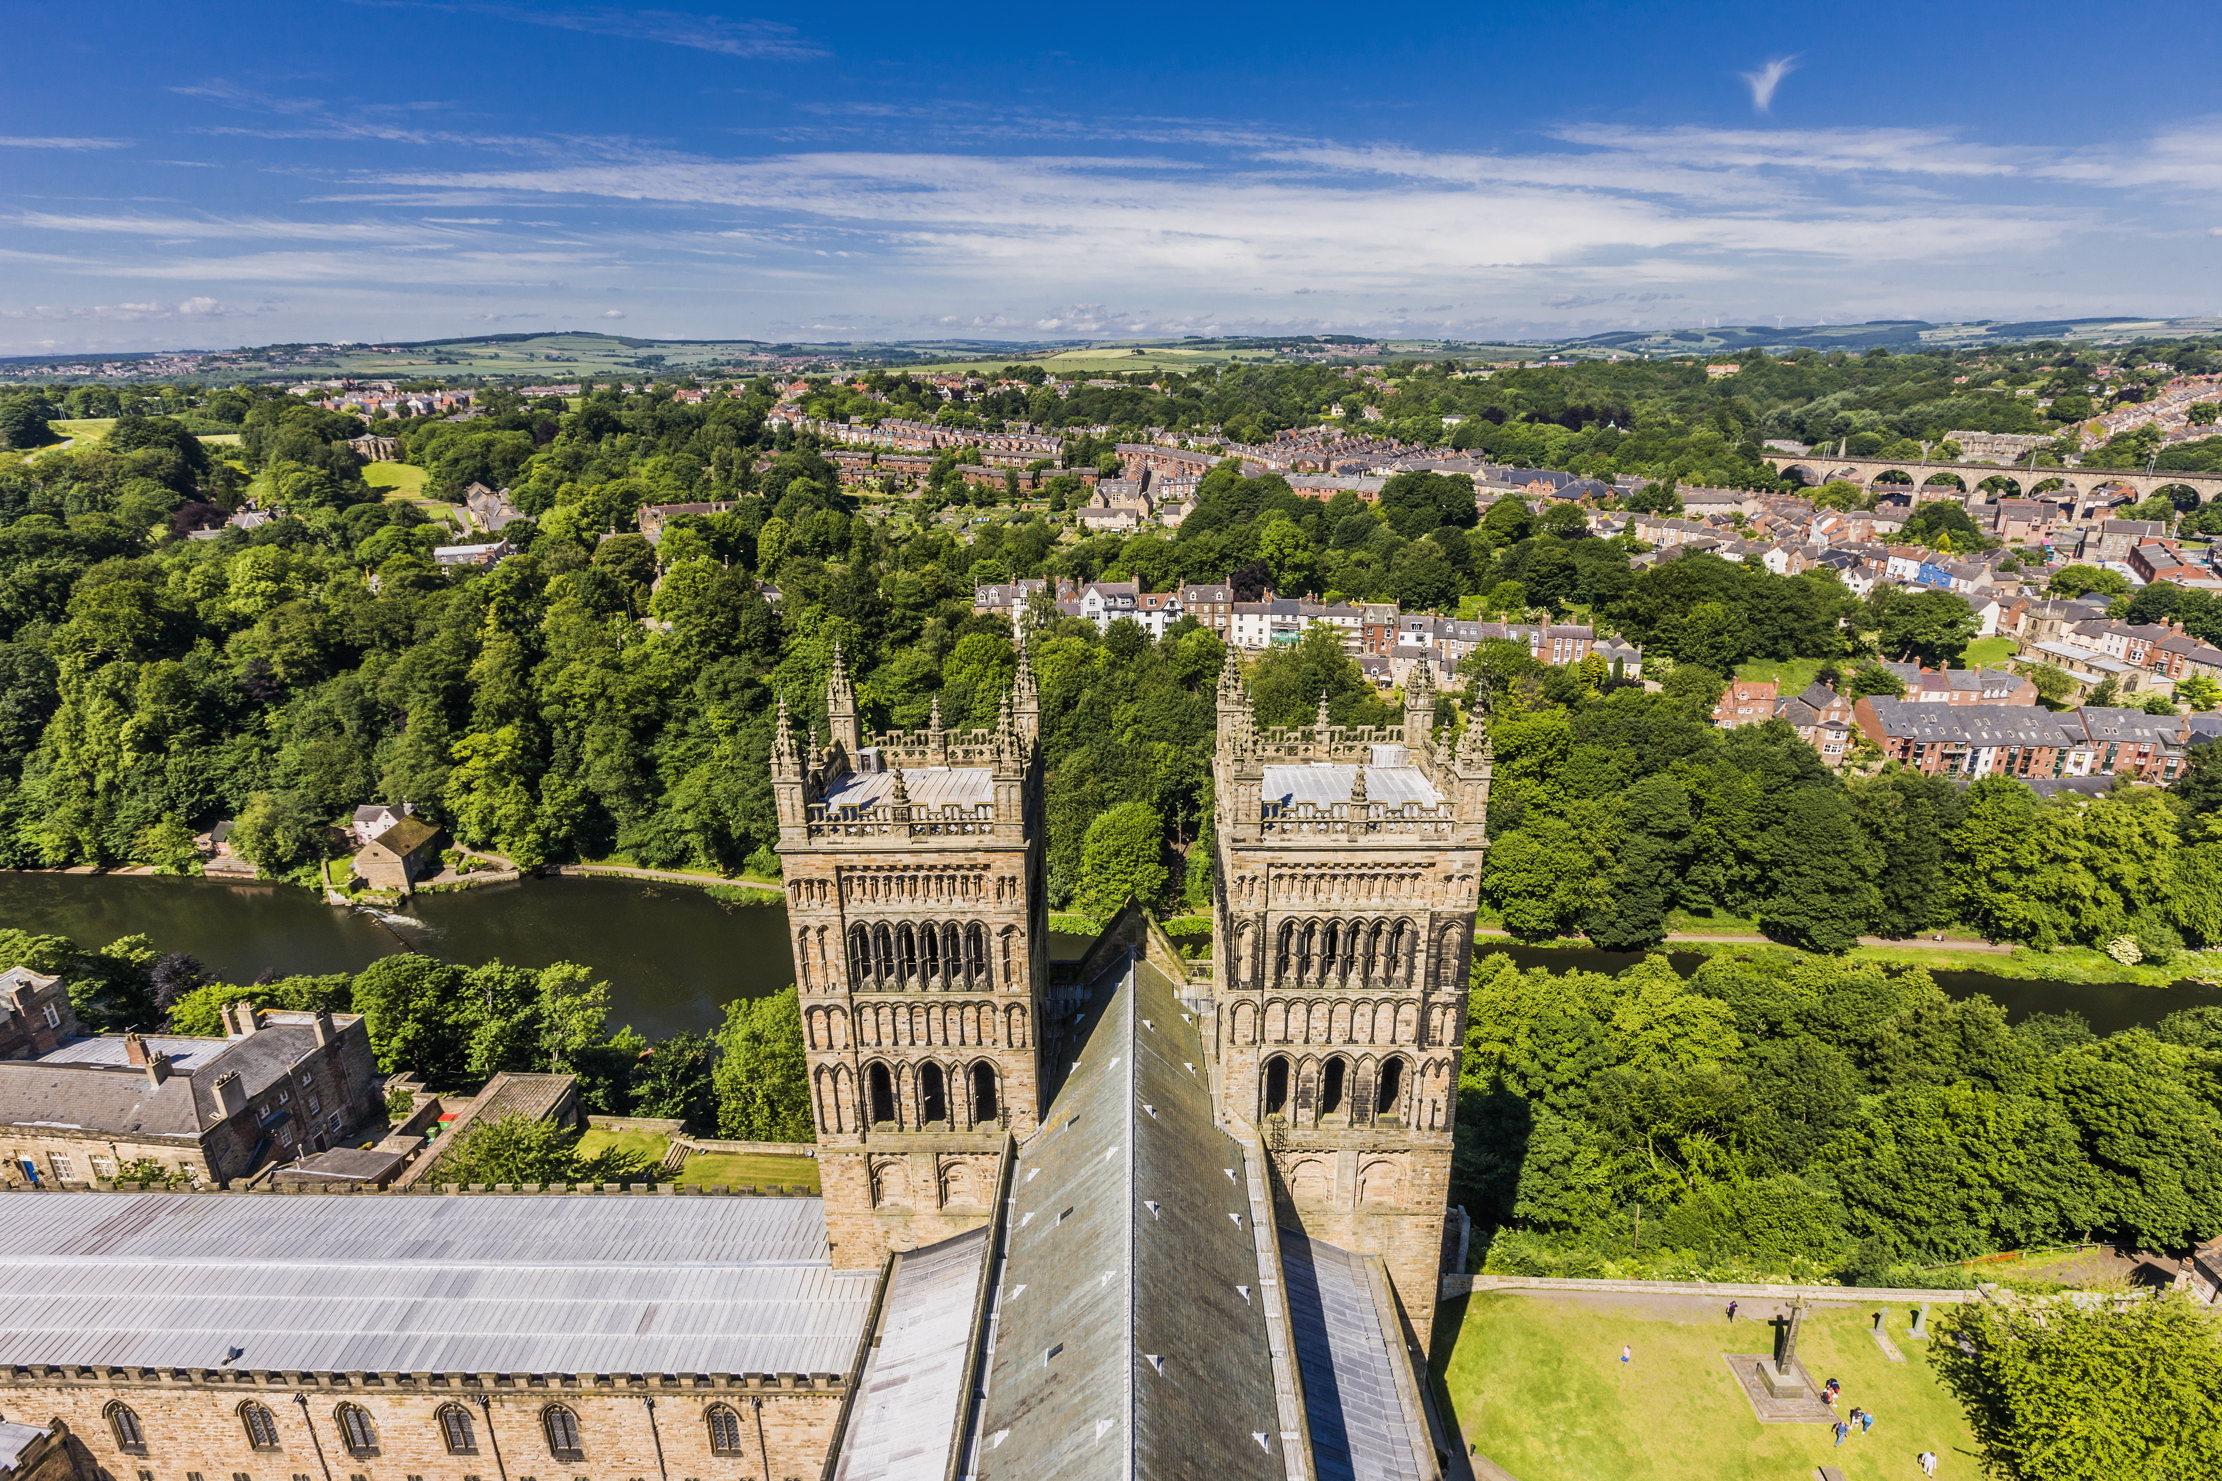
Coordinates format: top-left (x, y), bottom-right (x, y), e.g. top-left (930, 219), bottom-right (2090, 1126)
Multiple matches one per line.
top-left (0, 1192), bottom-right (861, 1481)
top-left (0, 968), bottom-right (78, 1062)
top-left (1209, 653), bottom-right (1490, 1329)
top-left (354, 816), bottom-right (442, 895)
top-left (0, 1005), bottom-right (384, 1188)
top-left (770, 643), bottom-right (1048, 1271)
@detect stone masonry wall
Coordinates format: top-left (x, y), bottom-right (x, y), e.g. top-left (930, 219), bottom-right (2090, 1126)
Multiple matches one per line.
top-left (4, 1373), bottom-right (842, 1481)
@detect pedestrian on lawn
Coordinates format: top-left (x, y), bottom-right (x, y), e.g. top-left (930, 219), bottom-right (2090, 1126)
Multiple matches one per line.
top-left (1833, 1421), bottom-right (1849, 1447)
top-left (1860, 1409), bottom-right (1874, 1434)
top-left (1727, 1299), bottom-right (1738, 1323)
top-left (1620, 1345), bottom-right (1630, 1365)
top-left (1919, 1451), bottom-right (1938, 1476)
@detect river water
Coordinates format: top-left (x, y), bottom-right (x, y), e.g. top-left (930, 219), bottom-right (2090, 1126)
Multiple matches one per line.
top-left (2, 873), bottom-right (2214, 1041)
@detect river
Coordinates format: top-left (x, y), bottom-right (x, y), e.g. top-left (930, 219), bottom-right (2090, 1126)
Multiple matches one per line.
top-left (2, 873), bottom-right (2215, 1041)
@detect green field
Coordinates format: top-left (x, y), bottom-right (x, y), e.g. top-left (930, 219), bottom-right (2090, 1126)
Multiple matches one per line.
top-left (1437, 1292), bottom-right (1976, 1481)
top-left (1730, 657), bottom-right (1830, 694)
top-left (362, 461), bottom-right (429, 497)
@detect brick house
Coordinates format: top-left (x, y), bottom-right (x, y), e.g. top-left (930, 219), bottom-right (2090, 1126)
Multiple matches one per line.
top-left (353, 815), bottom-right (443, 895)
top-left (1714, 679), bottom-right (1779, 727)
top-left (0, 967), bottom-right (78, 1061)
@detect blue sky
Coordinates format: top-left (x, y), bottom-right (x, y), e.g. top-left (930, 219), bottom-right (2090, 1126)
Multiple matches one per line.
top-left (5, 0), bottom-right (2221, 353)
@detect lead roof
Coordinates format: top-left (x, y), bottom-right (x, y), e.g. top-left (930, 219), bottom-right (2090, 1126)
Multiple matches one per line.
top-left (0, 1191), bottom-right (870, 1376)
top-left (975, 955), bottom-right (1283, 1480)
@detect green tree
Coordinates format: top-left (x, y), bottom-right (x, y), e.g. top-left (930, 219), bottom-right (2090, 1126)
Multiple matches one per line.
top-left (1879, 589), bottom-right (1979, 667)
top-left (2048, 564), bottom-right (2131, 600)
top-left (712, 986), bottom-right (811, 1141)
top-left (228, 790), bottom-right (326, 875)
top-left (1843, 659), bottom-right (1907, 700)
top-left (1933, 1293), bottom-right (2222, 1481)
top-left (630, 1030), bottom-right (717, 1133)
top-left (434, 1111), bottom-right (578, 1186)
top-left (1077, 800), bottom-right (1169, 917)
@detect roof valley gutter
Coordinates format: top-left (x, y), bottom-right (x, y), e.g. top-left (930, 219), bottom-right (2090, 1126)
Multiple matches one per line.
top-left (1123, 947), bottom-right (1139, 1481)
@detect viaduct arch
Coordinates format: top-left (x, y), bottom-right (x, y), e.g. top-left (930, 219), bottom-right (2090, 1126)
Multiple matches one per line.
top-left (1770, 456), bottom-right (2222, 506)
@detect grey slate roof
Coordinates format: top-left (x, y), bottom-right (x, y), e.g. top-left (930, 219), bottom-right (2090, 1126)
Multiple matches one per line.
top-left (832, 1226), bottom-right (989, 1481)
top-left (1283, 1235), bottom-right (1426, 1481)
top-left (0, 1191), bottom-right (871, 1376)
top-left (822, 766), bottom-right (994, 811)
top-left (975, 955), bottom-right (1283, 1480)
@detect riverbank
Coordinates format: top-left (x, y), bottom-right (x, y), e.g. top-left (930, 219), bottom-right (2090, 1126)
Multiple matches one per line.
top-left (1477, 930), bottom-right (2217, 990)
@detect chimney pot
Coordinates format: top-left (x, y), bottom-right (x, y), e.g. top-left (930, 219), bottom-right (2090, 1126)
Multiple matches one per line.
top-left (214, 1070), bottom-right (247, 1118)
top-left (125, 1033), bottom-right (149, 1067)
top-left (147, 1052), bottom-right (172, 1088)
top-left (312, 1010), bottom-right (334, 1047)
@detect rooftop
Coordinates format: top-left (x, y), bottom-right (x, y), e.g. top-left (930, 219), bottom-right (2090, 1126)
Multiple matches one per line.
top-left (0, 1191), bottom-right (867, 1376)
top-left (1262, 760), bottom-right (1440, 809)
top-left (820, 766), bottom-right (995, 812)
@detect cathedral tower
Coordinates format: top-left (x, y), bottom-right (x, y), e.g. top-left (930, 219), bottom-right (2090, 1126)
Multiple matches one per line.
top-left (773, 644), bottom-right (1047, 1268)
top-left (1210, 651), bottom-right (1490, 1328)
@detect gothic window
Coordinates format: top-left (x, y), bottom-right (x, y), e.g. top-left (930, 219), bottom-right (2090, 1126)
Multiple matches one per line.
top-left (965, 923), bottom-right (989, 984)
top-left (1262, 1056), bottom-right (1290, 1118)
top-left (241, 1404), bottom-right (281, 1452)
top-left (920, 1062), bottom-right (948, 1125)
top-left (920, 920), bottom-right (942, 980)
top-left (705, 1407), bottom-right (743, 1457)
top-left (898, 922), bottom-right (919, 982)
top-left (970, 1061), bottom-right (999, 1124)
top-left (943, 923), bottom-right (963, 983)
top-left (336, 1406), bottom-right (377, 1456)
top-left (436, 1406), bottom-right (474, 1455)
top-left (872, 924), bottom-right (895, 982)
top-left (847, 925), bottom-right (870, 986)
top-left (540, 1407), bottom-right (582, 1462)
top-left (107, 1402), bottom-right (146, 1452)
top-left (1376, 1057), bottom-right (1405, 1118)
top-left (868, 1062), bottom-right (896, 1125)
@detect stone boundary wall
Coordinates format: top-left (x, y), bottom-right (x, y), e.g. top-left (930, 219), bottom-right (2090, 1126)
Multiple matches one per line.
top-left (592, 1114), bottom-right (687, 1133)
top-left (1442, 1273), bottom-right (1985, 1303)
top-left (677, 1136), bottom-right (821, 1158)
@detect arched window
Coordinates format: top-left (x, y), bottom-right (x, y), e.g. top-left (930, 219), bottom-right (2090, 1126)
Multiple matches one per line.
top-left (1375, 1057), bottom-right (1404, 1119)
top-left (965, 923), bottom-right (988, 983)
top-left (872, 923), bottom-right (895, 982)
top-left (1320, 1057), bottom-right (1347, 1118)
top-left (942, 923), bottom-right (963, 983)
top-left (241, 1403), bottom-right (281, 1452)
top-left (1262, 1056), bottom-right (1290, 1118)
top-left (106, 1402), bottom-right (146, 1452)
top-left (336, 1405), bottom-right (377, 1456)
top-left (437, 1405), bottom-right (475, 1455)
top-left (706, 1406), bottom-right (743, 1457)
top-left (898, 922), bottom-right (919, 982)
top-left (848, 925), bottom-right (870, 986)
top-left (868, 1062), bottom-right (896, 1126)
top-left (970, 1061), bottom-right (999, 1124)
top-left (920, 920), bottom-right (942, 981)
top-left (1275, 921), bottom-right (1293, 984)
top-left (920, 1062), bottom-right (948, 1125)
top-left (541, 1405), bottom-right (582, 1461)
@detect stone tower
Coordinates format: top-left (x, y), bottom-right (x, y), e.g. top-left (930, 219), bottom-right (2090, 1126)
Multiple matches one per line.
top-left (1209, 650), bottom-right (1490, 1327)
top-left (772, 642), bottom-right (1047, 1268)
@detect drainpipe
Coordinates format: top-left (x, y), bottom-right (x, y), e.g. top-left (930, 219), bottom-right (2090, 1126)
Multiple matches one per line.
top-left (642, 1396), bottom-right (669, 1481)
top-left (475, 1394), bottom-right (509, 1481)
top-left (292, 1394), bottom-right (334, 1481)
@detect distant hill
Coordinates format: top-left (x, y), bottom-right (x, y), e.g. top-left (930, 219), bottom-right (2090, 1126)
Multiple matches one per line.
top-left (1570, 316), bottom-right (2222, 356)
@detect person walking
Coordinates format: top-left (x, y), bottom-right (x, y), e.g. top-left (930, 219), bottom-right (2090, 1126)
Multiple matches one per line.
top-left (1620, 1345), bottom-right (1631, 1365)
top-left (1726, 1299), bottom-right (1738, 1323)
top-left (1833, 1420), bottom-right (1849, 1447)
top-left (1919, 1451), bottom-right (1938, 1476)
top-left (1859, 1409), bottom-right (1875, 1434)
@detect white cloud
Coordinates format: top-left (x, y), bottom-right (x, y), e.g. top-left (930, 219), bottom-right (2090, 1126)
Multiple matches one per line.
top-left (0, 136), bottom-right (132, 150)
top-left (1, 296), bottom-right (279, 323)
top-left (601, 309), bottom-right (625, 318)
top-left (344, 2), bottom-right (826, 59)
top-left (1740, 56), bottom-right (1799, 114)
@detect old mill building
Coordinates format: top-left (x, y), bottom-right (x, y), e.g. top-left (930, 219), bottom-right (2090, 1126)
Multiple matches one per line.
top-left (0, 641), bottom-right (1490, 1481)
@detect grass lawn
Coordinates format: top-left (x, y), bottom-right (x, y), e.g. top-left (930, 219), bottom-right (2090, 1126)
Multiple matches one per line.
top-left (49, 417), bottom-right (116, 441)
top-left (675, 1150), bottom-right (821, 1192)
top-left (363, 462), bottom-right (430, 497)
top-left (573, 1126), bottom-right (669, 1167)
top-left (1731, 657), bottom-right (1829, 694)
top-left (1437, 1292), bottom-right (1976, 1481)
top-left (1962, 635), bottom-right (2020, 668)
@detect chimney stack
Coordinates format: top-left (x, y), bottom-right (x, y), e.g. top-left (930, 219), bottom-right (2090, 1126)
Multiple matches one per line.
top-left (213, 1070), bottom-right (247, 1118)
top-left (124, 1032), bottom-right (149, 1067)
top-left (229, 1001), bottom-right (260, 1036)
top-left (146, 1051), bottom-right (171, 1088)
top-left (312, 1010), bottom-right (334, 1047)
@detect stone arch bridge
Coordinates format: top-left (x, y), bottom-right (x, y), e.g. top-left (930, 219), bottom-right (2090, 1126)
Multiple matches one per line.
top-left (1770, 455), bottom-right (2222, 505)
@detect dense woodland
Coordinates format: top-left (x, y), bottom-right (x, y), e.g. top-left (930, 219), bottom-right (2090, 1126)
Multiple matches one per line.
top-left (1458, 950), bottom-right (2222, 1280)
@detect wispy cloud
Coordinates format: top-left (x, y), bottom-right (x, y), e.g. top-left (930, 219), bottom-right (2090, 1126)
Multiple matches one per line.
top-left (1740, 55), bottom-right (1799, 114)
top-left (1, 296), bottom-right (279, 323)
top-left (346, 2), bottom-right (826, 59)
top-left (0, 136), bottom-right (132, 150)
